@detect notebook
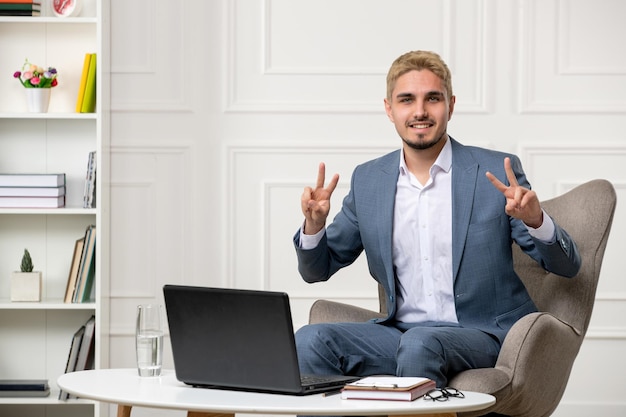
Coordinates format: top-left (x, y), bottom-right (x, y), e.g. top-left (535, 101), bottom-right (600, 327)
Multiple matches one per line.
top-left (163, 284), bottom-right (359, 395)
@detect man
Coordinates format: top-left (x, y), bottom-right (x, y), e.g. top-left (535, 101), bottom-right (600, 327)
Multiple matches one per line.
top-left (293, 50), bottom-right (581, 387)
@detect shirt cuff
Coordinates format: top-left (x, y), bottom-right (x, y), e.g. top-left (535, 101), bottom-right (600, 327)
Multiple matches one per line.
top-left (526, 209), bottom-right (556, 243)
top-left (299, 222), bottom-right (325, 249)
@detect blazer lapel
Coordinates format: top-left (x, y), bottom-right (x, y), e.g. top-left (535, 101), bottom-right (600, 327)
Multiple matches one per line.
top-left (450, 139), bottom-right (478, 282)
top-left (375, 151), bottom-right (400, 294)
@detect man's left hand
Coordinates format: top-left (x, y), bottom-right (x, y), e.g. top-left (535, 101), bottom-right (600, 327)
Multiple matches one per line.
top-left (486, 157), bottom-right (543, 229)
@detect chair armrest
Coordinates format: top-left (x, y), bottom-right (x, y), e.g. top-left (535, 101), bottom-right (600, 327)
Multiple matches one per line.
top-left (308, 299), bottom-right (386, 324)
top-left (496, 312), bottom-right (580, 389)
top-left (452, 312), bottom-right (582, 417)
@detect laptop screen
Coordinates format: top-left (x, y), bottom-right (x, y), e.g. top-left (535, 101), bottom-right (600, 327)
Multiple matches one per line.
top-left (163, 285), bottom-right (306, 393)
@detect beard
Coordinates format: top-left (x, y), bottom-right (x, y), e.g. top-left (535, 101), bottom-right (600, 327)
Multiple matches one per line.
top-left (401, 131), bottom-right (446, 151)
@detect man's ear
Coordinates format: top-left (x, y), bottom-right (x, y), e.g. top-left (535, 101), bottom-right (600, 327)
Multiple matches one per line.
top-left (384, 98), bottom-right (394, 122)
top-left (448, 95), bottom-right (456, 121)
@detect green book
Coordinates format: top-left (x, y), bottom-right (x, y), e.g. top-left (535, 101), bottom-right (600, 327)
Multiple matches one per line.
top-left (0, 4), bottom-right (41, 11)
top-left (81, 53), bottom-right (97, 113)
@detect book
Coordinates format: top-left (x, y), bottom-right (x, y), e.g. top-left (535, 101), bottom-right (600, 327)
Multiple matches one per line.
top-left (0, 389), bottom-right (50, 397)
top-left (74, 315), bottom-right (96, 372)
top-left (79, 249), bottom-right (96, 302)
top-left (0, 186), bottom-right (65, 197)
top-left (0, 173), bottom-right (65, 187)
top-left (83, 151), bottom-right (97, 208)
top-left (341, 376), bottom-right (436, 401)
top-left (73, 225), bottom-right (96, 303)
top-left (59, 325), bottom-right (85, 400)
top-left (0, 195), bottom-right (65, 208)
top-left (0, 9), bottom-right (40, 15)
top-left (0, 379), bottom-right (48, 391)
top-left (0, 3), bottom-right (41, 10)
top-left (64, 236), bottom-right (86, 303)
top-left (72, 227), bottom-right (91, 302)
top-left (75, 53), bottom-right (92, 112)
top-left (81, 53), bottom-right (97, 113)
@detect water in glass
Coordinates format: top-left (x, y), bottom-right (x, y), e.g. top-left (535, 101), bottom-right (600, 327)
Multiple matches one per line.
top-left (136, 304), bottom-right (164, 377)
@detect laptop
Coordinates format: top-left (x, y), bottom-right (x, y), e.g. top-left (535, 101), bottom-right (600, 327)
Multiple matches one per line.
top-left (163, 284), bottom-right (359, 395)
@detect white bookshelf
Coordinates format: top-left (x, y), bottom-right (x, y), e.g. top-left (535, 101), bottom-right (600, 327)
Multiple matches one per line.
top-left (0, 1), bottom-right (109, 417)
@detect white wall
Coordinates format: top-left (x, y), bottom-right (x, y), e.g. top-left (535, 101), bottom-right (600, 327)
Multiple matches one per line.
top-left (107, 1), bottom-right (626, 416)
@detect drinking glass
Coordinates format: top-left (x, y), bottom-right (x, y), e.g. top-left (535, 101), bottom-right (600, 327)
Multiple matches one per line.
top-left (136, 304), bottom-right (164, 377)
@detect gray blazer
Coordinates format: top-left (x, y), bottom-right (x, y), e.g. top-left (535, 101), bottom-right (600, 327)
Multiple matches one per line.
top-left (294, 138), bottom-right (581, 343)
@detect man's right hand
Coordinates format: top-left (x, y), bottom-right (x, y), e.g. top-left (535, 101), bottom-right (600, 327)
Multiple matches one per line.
top-left (301, 162), bottom-right (339, 235)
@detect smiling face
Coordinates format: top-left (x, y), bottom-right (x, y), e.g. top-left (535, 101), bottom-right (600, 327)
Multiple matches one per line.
top-left (384, 69), bottom-right (455, 153)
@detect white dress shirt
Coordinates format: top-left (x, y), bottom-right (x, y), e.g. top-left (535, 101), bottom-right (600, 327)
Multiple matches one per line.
top-left (393, 139), bottom-right (456, 323)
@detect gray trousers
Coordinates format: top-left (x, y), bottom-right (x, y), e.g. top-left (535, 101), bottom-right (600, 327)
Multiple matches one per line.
top-left (295, 321), bottom-right (501, 388)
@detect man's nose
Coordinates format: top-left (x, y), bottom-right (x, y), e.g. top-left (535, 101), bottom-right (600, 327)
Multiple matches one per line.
top-left (413, 101), bottom-right (427, 119)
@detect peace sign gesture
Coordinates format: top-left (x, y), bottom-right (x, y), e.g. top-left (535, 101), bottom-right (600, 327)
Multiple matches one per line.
top-left (486, 157), bottom-right (543, 229)
top-left (301, 162), bottom-right (340, 235)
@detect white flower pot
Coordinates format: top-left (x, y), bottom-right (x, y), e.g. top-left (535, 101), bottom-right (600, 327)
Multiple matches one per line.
top-left (25, 88), bottom-right (51, 113)
top-left (11, 271), bottom-right (42, 302)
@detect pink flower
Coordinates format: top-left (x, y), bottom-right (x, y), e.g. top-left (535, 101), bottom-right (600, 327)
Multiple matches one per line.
top-left (14, 59), bottom-right (59, 88)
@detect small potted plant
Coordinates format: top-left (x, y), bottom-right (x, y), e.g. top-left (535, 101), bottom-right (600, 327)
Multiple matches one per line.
top-left (13, 59), bottom-right (59, 113)
top-left (11, 249), bottom-right (42, 302)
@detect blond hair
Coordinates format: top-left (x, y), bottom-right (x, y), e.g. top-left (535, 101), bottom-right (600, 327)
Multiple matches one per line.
top-left (386, 51), bottom-right (453, 101)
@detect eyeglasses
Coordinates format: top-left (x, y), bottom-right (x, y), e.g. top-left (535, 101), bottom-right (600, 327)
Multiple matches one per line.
top-left (423, 387), bottom-right (465, 401)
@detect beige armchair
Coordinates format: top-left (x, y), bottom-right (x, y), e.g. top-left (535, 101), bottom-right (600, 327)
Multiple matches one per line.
top-left (309, 179), bottom-right (616, 417)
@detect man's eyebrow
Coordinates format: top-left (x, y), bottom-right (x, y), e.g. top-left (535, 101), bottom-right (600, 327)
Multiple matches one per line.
top-left (426, 90), bottom-right (445, 97)
top-left (395, 92), bottom-right (415, 99)
top-left (395, 90), bottom-right (445, 100)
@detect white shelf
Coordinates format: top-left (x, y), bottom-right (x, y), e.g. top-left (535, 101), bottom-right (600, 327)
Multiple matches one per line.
top-left (0, 389), bottom-right (95, 405)
top-left (0, 1), bottom-right (109, 416)
top-left (0, 208), bottom-right (97, 215)
top-left (0, 112), bottom-right (97, 119)
top-left (0, 17), bottom-right (97, 24)
top-left (0, 300), bottom-right (95, 310)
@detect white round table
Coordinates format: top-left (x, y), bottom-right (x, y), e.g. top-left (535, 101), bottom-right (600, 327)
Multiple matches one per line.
top-left (58, 368), bottom-right (495, 417)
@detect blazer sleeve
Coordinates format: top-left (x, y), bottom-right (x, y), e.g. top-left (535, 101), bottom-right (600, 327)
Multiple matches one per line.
top-left (528, 220), bottom-right (581, 277)
top-left (293, 168), bottom-right (365, 283)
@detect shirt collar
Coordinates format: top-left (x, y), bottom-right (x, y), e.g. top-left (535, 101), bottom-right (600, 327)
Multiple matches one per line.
top-left (399, 136), bottom-right (453, 176)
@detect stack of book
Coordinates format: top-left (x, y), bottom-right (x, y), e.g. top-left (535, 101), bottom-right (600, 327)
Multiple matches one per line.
top-left (0, 0), bottom-right (41, 16)
top-left (64, 224), bottom-right (96, 303)
top-left (0, 379), bottom-right (50, 398)
top-left (0, 173), bottom-right (66, 208)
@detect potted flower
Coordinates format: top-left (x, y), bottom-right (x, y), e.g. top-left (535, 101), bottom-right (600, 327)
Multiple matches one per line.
top-left (13, 59), bottom-right (59, 113)
top-left (11, 249), bottom-right (42, 302)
